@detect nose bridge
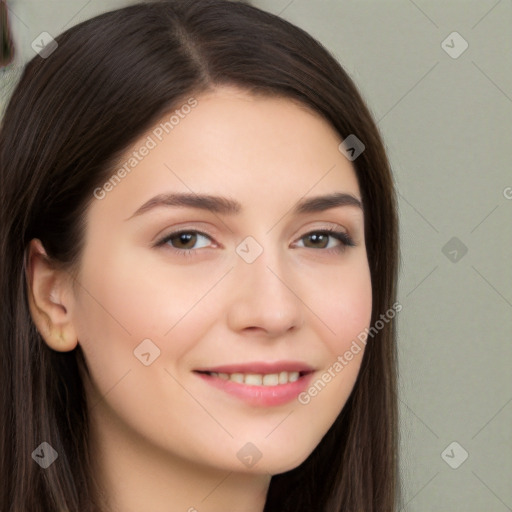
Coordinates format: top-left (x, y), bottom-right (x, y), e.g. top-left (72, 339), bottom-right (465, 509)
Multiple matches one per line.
top-left (227, 232), bottom-right (304, 334)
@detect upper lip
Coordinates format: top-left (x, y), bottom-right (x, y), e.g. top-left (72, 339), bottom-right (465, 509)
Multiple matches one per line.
top-left (194, 361), bottom-right (315, 374)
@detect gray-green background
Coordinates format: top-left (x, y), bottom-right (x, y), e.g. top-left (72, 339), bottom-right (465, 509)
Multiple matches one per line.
top-left (1, 1), bottom-right (511, 510)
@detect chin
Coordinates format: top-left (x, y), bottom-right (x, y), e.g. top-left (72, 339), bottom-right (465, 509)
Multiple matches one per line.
top-left (233, 445), bottom-right (314, 476)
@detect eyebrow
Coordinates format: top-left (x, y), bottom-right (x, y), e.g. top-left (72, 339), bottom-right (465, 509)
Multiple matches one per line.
top-left (126, 191), bottom-right (363, 220)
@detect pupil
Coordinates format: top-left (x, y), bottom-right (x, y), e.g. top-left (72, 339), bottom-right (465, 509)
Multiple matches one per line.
top-left (309, 233), bottom-right (326, 248)
top-left (178, 233), bottom-right (195, 248)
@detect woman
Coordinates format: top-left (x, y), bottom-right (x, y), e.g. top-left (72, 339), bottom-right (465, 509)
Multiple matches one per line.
top-left (0, 0), bottom-right (400, 510)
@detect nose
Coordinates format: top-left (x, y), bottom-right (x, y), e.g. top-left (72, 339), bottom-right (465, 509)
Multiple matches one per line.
top-left (226, 241), bottom-right (305, 337)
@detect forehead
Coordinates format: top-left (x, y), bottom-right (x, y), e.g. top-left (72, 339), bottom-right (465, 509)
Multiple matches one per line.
top-left (90, 86), bottom-right (362, 222)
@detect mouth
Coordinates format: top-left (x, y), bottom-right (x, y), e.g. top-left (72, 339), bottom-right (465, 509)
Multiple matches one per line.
top-left (192, 362), bottom-right (316, 406)
top-left (193, 369), bottom-right (312, 386)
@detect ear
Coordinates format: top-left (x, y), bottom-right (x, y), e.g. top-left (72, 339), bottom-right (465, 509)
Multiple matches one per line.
top-left (25, 239), bottom-right (78, 352)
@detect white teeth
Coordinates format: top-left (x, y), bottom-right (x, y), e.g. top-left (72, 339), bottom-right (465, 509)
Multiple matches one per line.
top-left (245, 374), bottom-right (263, 386)
top-left (207, 370), bottom-right (303, 386)
top-left (288, 371), bottom-right (299, 382)
top-left (262, 373), bottom-right (279, 386)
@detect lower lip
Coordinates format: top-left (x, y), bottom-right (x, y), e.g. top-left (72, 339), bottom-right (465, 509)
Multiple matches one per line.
top-left (195, 372), bottom-right (315, 407)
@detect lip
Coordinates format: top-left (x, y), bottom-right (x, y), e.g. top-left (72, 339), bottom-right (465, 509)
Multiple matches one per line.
top-left (193, 361), bottom-right (315, 407)
top-left (194, 361), bottom-right (315, 374)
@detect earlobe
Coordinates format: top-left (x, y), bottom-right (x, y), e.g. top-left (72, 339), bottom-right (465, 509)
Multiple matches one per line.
top-left (25, 239), bottom-right (78, 352)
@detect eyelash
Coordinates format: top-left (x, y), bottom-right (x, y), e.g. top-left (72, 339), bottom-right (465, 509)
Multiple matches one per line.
top-left (154, 227), bottom-right (355, 258)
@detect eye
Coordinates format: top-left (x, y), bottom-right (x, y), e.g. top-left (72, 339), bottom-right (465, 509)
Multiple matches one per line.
top-left (154, 227), bottom-right (356, 258)
top-left (294, 228), bottom-right (355, 253)
top-left (155, 230), bottom-right (214, 256)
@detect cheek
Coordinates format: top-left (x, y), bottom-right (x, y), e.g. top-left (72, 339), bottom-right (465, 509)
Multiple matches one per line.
top-left (305, 255), bottom-right (373, 356)
top-left (285, 262), bottom-right (372, 458)
top-left (80, 244), bottom-right (222, 336)
top-left (73, 240), bottom-right (195, 339)
top-left (335, 268), bottom-right (372, 351)
top-left (70, 246), bottom-right (221, 392)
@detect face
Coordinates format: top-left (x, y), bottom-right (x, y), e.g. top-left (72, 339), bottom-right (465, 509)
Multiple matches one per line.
top-left (66, 86), bottom-right (372, 475)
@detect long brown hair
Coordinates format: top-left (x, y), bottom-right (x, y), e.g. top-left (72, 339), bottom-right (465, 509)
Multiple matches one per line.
top-left (0, 1), bottom-right (400, 510)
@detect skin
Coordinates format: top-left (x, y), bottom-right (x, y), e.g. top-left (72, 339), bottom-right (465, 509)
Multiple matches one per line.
top-left (27, 85), bottom-right (372, 512)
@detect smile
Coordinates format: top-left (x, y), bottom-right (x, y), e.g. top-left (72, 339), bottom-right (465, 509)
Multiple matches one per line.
top-left (193, 363), bottom-right (316, 407)
top-left (197, 370), bottom-right (305, 386)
